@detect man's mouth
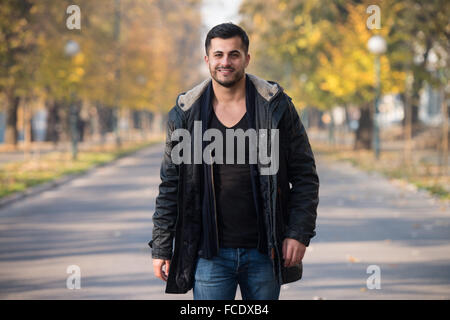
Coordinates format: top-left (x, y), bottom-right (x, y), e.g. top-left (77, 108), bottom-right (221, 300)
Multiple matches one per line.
top-left (218, 68), bottom-right (233, 75)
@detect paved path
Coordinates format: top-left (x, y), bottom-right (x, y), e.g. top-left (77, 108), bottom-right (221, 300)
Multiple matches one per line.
top-left (0, 143), bottom-right (449, 299)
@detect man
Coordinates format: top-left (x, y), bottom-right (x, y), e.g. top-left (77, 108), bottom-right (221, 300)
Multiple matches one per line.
top-left (149, 23), bottom-right (319, 300)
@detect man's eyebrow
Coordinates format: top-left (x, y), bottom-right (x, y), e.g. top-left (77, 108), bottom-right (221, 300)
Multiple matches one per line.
top-left (212, 50), bottom-right (241, 54)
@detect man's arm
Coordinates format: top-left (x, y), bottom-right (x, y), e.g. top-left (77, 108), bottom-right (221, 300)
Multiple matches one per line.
top-left (283, 96), bottom-right (320, 249)
top-left (149, 116), bottom-right (179, 280)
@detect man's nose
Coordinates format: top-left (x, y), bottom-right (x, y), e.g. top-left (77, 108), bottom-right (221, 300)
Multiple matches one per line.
top-left (220, 55), bottom-right (232, 66)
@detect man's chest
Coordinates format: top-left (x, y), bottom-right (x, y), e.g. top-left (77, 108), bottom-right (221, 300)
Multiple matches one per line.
top-left (212, 100), bottom-right (246, 128)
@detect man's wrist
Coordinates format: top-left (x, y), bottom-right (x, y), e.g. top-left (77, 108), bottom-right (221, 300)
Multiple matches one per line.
top-left (152, 253), bottom-right (172, 260)
top-left (284, 231), bottom-right (311, 247)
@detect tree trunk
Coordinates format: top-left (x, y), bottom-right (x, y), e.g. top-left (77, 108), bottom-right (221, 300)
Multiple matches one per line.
top-left (96, 103), bottom-right (110, 144)
top-left (140, 111), bottom-right (149, 141)
top-left (401, 93), bottom-right (419, 128)
top-left (408, 87), bottom-right (421, 133)
top-left (328, 111), bottom-right (335, 146)
top-left (59, 101), bottom-right (72, 143)
top-left (402, 92), bottom-right (413, 166)
top-left (4, 94), bottom-right (20, 146)
top-left (23, 103), bottom-right (32, 150)
top-left (45, 99), bottom-right (62, 147)
top-left (441, 89), bottom-right (448, 176)
top-left (150, 112), bottom-right (164, 136)
top-left (354, 104), bottom-right (373, 150)
top-left (308, 108), bottom-right (321, 128)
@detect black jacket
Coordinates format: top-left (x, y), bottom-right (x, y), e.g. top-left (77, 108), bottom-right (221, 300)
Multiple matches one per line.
top-left (149, 73), bottom-right (319, 294)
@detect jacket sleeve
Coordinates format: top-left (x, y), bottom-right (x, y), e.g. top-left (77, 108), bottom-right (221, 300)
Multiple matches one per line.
top-left (149, 116), bottom-right (179, 260)
top-left (283, 96), bottom-right (319, 247)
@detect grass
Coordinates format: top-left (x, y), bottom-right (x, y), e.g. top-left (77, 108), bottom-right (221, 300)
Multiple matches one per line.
top-left (0, 139), bottom-right (161, 199)
top-left (312, 141), bottom-right (450, 201)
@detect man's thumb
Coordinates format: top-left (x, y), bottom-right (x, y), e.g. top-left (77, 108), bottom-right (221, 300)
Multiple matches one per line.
top-left (165, 260), bottom-right (171, 276)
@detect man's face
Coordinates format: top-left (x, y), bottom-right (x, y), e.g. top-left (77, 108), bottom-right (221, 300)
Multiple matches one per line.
top-left (204, 36), bottom-right (250, 88)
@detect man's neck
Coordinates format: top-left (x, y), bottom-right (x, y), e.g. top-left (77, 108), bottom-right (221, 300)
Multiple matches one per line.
top-left (211, 74), bottom-right (246, 106)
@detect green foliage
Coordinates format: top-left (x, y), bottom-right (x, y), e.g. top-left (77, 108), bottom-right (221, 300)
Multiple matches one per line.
top-left (0, 0), bottom-right (203, 119)
top-left (239, 0), bottom-right (449, 111)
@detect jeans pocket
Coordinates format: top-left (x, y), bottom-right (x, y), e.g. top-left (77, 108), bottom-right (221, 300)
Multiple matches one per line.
top-left (194, 258), bottom-right (213, 282)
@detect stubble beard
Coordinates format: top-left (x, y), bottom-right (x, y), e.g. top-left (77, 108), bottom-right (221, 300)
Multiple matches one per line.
top-left (210, 66), bottom-right (245, 88)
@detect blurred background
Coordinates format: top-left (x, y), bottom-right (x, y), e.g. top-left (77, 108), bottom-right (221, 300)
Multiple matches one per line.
top-left (0, 0), bottom-right (448, 200)
top-left (0, 0), bottom-right (449, 300)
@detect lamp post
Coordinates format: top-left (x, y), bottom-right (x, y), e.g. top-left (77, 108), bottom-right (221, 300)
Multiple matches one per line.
top-left (367, 35), bottom-right (386, 159)
top-left (113, 0), bottom-right (122, 148)
top-left (65, 40), bottom-right (80, 160)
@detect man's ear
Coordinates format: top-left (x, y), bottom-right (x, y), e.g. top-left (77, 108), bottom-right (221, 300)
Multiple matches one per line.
top-left (204, 55), bottom-right (209, 65)
top-left (245, 53), bottom-right (250, 68)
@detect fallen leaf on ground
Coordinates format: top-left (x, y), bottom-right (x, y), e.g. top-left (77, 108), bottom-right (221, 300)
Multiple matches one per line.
top-left (388, 264), bottom-right (398, 268)
top-left (346, 254), bottom-right (361, 263)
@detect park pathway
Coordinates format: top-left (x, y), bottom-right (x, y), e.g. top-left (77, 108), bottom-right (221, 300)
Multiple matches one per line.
top-left (0, 143), bottom-right (449, 299)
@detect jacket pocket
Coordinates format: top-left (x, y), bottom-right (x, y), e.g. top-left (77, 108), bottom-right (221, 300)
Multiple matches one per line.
top-left (281, 262), bottom-right (303, 284)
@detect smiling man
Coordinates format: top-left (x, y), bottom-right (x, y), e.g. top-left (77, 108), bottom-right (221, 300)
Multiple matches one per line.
top-left (149, 23), bottom-right (319, 300)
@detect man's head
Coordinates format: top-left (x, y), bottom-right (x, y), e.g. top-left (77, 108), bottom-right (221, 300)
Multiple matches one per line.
top-left (204, 23), bottom-right (250, 88)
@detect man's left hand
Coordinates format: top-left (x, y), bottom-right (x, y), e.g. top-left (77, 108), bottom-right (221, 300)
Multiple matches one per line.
top-left (282, 238), bottom-right (306, 267)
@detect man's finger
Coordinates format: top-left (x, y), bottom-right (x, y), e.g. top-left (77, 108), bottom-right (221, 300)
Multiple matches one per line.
top-left (154, 265), bottom-right (163, 281)
top-left (161, 260), bottom-right (170, 281)
top-left (292, 247), bottom-right (301, 266)
top-left (284, 245), bottom-right (293, 267)
top-left (161, 267), bottom-right (168, 281)
top-left (165, 260), bottom-right (171, 277)
top-left (155, 266), bottom-right (164, 281)
top-left (282, 240), bottom-right (288, 260)
top-left (153, 259), bottom-right (168, 282)
top-left (292, 246), bottom-right (306, 266)
top-left (289, 246), bottom-right (300, 267)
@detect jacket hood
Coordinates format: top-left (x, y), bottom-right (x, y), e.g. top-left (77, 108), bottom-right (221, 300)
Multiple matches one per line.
top-left (176, 73), bottom-right (282, 112)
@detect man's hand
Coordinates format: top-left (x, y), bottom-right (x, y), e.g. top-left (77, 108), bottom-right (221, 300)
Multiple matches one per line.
top-left (153, 258), bottom-right (171, 282)
top-left (282, 238), bottom-right (306, 267)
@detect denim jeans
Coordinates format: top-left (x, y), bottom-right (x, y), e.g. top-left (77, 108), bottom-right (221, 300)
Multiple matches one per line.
top-left (193, 247), bottom-right (281, 300)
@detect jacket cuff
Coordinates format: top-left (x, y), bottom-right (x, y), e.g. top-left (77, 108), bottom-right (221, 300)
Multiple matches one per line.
top-left (148, 240), bottom-right (173, 260)
top-left (284, 231), bottom-right (311, 247)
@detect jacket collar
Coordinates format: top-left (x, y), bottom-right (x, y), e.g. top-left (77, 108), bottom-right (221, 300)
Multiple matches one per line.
top-left (176, 73), bottom-right (281, 112)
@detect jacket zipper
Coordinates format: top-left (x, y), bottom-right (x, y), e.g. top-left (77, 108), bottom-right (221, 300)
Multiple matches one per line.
top-left (210, 149), bottom-right (220, 252)
top-left (267, 91), bottom-right (284, 283)
top-left (172, 112), bottom-right (184, 243)
top-left (267, 91), bottom-right (282, 245)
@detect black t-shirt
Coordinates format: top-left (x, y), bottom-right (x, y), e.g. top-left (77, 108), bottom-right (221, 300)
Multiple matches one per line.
top-left (210, 109), bottom-right (259, 248)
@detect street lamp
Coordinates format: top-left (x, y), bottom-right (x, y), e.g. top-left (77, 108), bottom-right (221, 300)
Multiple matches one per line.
top-left (367, 35), bottom-right (386, 159)
top-left (64, 40), bottom-right (80, 160)
top-left (64, 40), bottom-right (80, 57)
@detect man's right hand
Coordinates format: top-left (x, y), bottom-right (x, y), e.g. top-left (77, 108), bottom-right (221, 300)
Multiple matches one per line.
top-left (153, 259), bottom-right (171, 282)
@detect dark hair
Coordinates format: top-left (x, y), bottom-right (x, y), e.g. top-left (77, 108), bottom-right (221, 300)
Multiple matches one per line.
top-left (205, 23), bottom-right (249, 55)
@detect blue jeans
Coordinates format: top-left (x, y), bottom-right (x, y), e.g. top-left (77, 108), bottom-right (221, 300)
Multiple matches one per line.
top-left (193, 247), bottom-right (281, 300)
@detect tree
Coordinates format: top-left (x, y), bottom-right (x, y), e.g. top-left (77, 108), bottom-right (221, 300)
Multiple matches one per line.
top-left (239, 0), bottom-right (448, 150)
top-left (0, 0), bottom-right (35, 146)
top-left (1, 0), bottom-right (204, 147)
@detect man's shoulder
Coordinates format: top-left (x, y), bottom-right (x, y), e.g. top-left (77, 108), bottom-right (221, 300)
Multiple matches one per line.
top-left (174, 74), bottom-right (286, 108)
top-left (175, 78), bottom-right (211, 112)
top-left (247, 73), bottom-right (283, 101)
